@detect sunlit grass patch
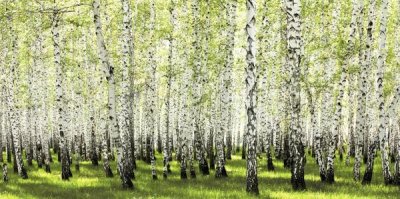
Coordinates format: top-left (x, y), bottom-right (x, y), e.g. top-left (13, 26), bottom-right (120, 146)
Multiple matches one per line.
top-left (0, 152), bottom-right (398, 199)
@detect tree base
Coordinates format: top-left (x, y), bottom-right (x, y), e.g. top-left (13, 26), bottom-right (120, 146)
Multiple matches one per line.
top-left (283, 157), bottom-right (291, 169)
top-left (68, 168), bottom-right (73, 177)
top-left (361, 170), bottom-right (372, 185)
top-left (167, 164), bottom-right (171, 174)
top-left (61, 172), bottom-right (70, 180)
top-left (132, 160), bottom-right (137, 170)
top-left (320, 173), bottom-right (326, 182)
top-left (393, 174), bottom-right (400, 185)
top-left (215, 166), bottom-right (228, 178)
top-left (122, 179), bottom-right (134, 189)
top-left (13, 162), bottom-right (18, 173)
top-left (91, 159), bottom-right (99, 166)
top-left (131, 172), bottom-right (135, 180)
top-left (199, 160), bottom-right (210, 175)
top-left (45, 164), bottom-right (51, 173)
top-left (326, 169), bottom-right (334, 184)
top-left (128, 169), bottom-right (134, 179)
top-left (3, 175), bottom-right (8, 183)
top-left (246, 182), bottom-right (259, 195)
top-left (104, 167), bottom-right (114, 178)
top-left (180, 170), bottom-right (187, 179)
top-left (20, 167), bottom-right (28, 179)
top-left (145, 157), bottom-right (151, 164)
top-left (267, 159), bottom-right (275, 171)
top-left (291, 178), bottom-right (306, 190)
top-left (49, 153), bottom-right (53, 163)
top-left (383, 177), bottom-right (393, 185)
top-left (291, 171), bottom-right (306, 191)
top-left (363, 155), bottom-right (368, 164)
top-left (209, 156), bottom-right (215, 170)
top-left (2, 164), bottom-right (8, 183)
top-left (190, 169), bottom-right (196, 178)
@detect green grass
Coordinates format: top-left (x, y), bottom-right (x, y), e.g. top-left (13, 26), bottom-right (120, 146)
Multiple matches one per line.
top-left (0, 152), bottom-right (398, 199)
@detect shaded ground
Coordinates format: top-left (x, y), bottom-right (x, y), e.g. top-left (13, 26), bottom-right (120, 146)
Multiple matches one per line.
top-left (0, 151), bottom-right (398, 199)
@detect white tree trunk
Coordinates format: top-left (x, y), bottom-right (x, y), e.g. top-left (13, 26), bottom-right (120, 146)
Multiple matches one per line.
top-left (224, 0), bottom-right (237, 160)
top-left (117, 0), bottom-right (136, 187)
top-left (92, 0), bottom-right (119, 182)
top-left (245, 0), bottom-right (258, 194)
top-left (146, 0), bottom-right (158, 180)
top-left (52, 10), bottom-right (71, 180)
top-left (355, 0), bottom-right (375, 182)
top-left (6, 26), bottom-right (28, 178)
top-left (285, 0), bottom-right (306, 190)
top-left (375, 0), bottom-right (392, 184)
top-left (325, 0), bottom-right (344, 184)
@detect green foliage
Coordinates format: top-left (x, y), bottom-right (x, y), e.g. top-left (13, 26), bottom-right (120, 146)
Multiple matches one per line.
top-left (1, 0), bottom-right (398, 107)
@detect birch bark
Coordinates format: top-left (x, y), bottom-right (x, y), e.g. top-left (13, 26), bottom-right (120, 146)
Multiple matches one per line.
top-left (245, 0), bottom-right (258, 194)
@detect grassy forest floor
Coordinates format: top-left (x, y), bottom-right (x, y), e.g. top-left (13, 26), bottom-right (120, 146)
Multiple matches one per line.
top-left (0, 151), bottom-right (398, 199)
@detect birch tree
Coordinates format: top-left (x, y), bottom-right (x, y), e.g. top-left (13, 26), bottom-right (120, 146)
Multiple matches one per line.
top-left (259, 0), bottom-right (274, 172)
top-left (225, 0), bottom-right (237, 160)
top-left (92, 0), bottom-right (119, 182)
top-left (52, 5), bottom-right (71, 180)
top-left (285, 0), bottom-right (306, 190)
top-left (147, 0), bottom-right (158, 180)
top-left (325, 0), bottom-right (345, 184)
top-left (354, 0), bottom-right (373, 181)
top-left (362, 0), bottom-right (392, 185)
top-left (117, 0), bottom-right (136, 187)
top-left (6, 4), bottom-right (28, 179)
top-left (191, 0), bottom-right (210, 176)
top-left (245, 0), bottom-right (258, 194)
top-left (163, 0), bottom-right (178, 179)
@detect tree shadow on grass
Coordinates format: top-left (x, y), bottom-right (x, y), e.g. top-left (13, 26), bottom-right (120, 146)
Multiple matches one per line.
top-left (1, 152), bottom-right (398, 199)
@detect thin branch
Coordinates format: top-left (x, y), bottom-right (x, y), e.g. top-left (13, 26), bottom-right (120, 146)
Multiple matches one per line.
top-left (25, 3), bottom-right (91, 14)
